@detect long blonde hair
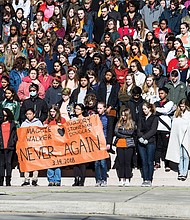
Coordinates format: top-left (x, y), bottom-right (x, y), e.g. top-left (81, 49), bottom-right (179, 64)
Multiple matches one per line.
top-left (121, 73), bottom-right (136, 92)
top-left (175, 99), bottom-right (190, 118)
top-left (142, 75), bottom-right (158, 94)
top-left (117, 108), bottom-right (135, 130)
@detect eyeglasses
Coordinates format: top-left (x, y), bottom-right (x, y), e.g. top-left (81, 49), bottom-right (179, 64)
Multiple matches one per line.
top-left (29, 89), bottom-right (36, 92)
top-left (130, 65), bottom-right (136, 67)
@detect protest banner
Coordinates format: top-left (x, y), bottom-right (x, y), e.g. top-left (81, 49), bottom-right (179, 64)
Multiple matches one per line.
top-left (16, 115), bottom-right (109, 172)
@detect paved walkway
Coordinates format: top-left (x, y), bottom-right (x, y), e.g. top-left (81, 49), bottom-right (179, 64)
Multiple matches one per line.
top-left (0, 186), bottom-right (189, 219)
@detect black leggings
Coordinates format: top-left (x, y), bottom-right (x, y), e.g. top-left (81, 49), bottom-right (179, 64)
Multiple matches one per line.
top-left (0, 149), bottom-right (14, 177)
top-left (116, 147), bottom-right (134, 179)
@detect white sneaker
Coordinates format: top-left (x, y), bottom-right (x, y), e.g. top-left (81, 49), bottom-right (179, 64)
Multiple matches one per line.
top-left (124, 179), bottom-right (130, 187)
top-left (95, 181), bottom-right (101, 187)
top-left (101, 180), bottom-right (107, 187)
top-left (119, 180), bottom-right (124, 187)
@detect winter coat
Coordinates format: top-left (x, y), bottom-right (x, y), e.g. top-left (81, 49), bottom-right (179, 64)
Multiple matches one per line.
top-left (115, 123), bottom-right (135, 148)
top-left (97, 81), bottom-right (120, 109)
top-left (165, 70), bottom-right (187, 105)
top-left (125, 96), bottom-right (146, 124)
top-left (145, 63), bottom-right (167, 76)
top-left (141, 4), bottom-right (164, 30)
top-left (93, 15), bottom-right (111, 43)
top-left (69, 87), bottom-right (96, 105)
top-left (99, 113), bottom-right (108, 139)
top-left (20, 96), bottom-right (48, 123)
top-left (137, 114), bottom-right (158, 144)
top-left (44, 53), bottom-right (57, 75)
top-left (0, 121), bottom-right (17, 150)
top-left (45, 86), bottom-right (62, 108)
top-left (160, 8), bottom-right (187, 35)
top-left (87, 62), bottom-right (107, 82)
top-left (72, 55), bottom-right (92, 77)
top-left (83, 19), bottom-right (93, 42)
top-left (166, 110), bottom-right (190, 163)
top-left (17, 76), bottom-right (45, 101)
top-left (9, 69), bottom-right (28, 92)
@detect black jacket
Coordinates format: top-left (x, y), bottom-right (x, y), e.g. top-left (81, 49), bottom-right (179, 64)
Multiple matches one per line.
top-left (125, 97), bottom-right (145, 124)
top-left (69, 87), bottom-right (96, 105)
top-left (97, 81), bottom-right (120, 109)
top-left (0, 121), bottom-right (17, 150)
top-left (137, 114), bottom-right (158, 143)
top-left (20, 96), bottom-right (48, 123)
top-left (72, 55), bottom-right (92, 77)
top-left (87, 62), bottom-right (107, 82)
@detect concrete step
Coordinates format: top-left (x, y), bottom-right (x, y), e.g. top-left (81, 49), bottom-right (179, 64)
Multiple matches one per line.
top-left (11, 165), bottom-right (190, 187)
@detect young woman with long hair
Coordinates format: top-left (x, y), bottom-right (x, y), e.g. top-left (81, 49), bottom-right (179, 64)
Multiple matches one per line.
top-left (62, 67), bottom-right (78, 93)
top-left (43, 42), bottom-right (57, 75)
top-left (167, 99), bottom-right (190, 181)
top-left (112, 55), bottom-right (128, 86)
top-left (114, 108), bottom-right (136, 186)
top-left (142, 75), bottom-right (159, 104)
top-left (129, 59), bottom-right (146, 88)
top-left (20, 18), bottom-right (30, 38)
top-left (118, 73), bottom-right (136, 112)
top-left (97, 70), bottom-right (120, 154)
top-left (9, 56), bottom-right (28, 92)
top-left (128, 41), bottom-right (148, 69)
top-left (137, 102), bottom-right (158, 187)
top-left (102, 18), bottom-right (120, 43)
top-left (118, 15), bottom-right (136, 38)
top-left (38, 63), bottom-right (53, 91)
top-left (18, 68), bottom-right (45, 102)
top-left (4, 42), bottom-right (25, 72)
top-left (44, 104), bottom-right (66, 186)
top-left (133, 18), bottom-right (149, 42)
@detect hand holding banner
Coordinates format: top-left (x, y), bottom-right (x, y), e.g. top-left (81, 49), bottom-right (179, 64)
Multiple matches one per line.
top-left (16, 115), bottom-right (109, 172)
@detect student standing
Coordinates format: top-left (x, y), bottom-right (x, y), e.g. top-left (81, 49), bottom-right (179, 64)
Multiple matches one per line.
top-left (44, 105), bottom-right (66, 186)
top-left (166, 99), bottom-right (190, 181)
top-left (72, 103), bottom-right (88, 186)
top-left (137, 102), bottom-right (158, 187)
top-left (0, 108), bottom-right (17, 186)
top-left (95, 102), bottom-right (108, 187)
top-left (114, 109), bottom-right (135, 186)
top-left (21, 108), bottom-right (43, 186)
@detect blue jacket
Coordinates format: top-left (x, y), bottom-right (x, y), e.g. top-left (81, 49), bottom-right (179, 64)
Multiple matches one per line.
top-left (9, 69), bottom-right (28, 92)
top-left (99, 113), bottom-right (108, 139)
top-left (145, 63), bottom-right (166, 76)
top-left (44, 53), bottom-right (57, 75)
top-left (160, 8), bottom-right (187, 35)
top-left (83, 19), bottom-right (93, 42)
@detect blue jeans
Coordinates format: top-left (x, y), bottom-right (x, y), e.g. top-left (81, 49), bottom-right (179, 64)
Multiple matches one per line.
top-left (138, 143), bottom-right (156, 182)
top-left (178, 146), bottom-right (189, 176)
top-left (47, 168), bottom-right (61, 183)
top-left (95, 159), bottom-right (107, 182)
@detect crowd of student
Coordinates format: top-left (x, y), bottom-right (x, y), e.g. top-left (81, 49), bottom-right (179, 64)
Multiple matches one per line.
top-left (0, 0), bottom-right (190, 187)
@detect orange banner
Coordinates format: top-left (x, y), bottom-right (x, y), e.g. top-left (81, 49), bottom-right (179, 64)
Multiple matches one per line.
top-left (16, 115), bottom-right (109, 172)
